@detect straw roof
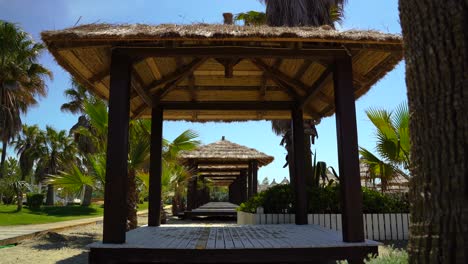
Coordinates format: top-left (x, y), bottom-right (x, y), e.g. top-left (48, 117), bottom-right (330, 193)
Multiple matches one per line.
top-left (179, 137), bottom-right (274, 166)
top-left (41, 23), bottom-right (403, 122)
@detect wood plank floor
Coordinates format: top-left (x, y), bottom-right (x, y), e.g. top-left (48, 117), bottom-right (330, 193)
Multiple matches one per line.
top-left (89, 224), bottom-right (379, 263)
top-left (186, 202), bottom-right (238, 217)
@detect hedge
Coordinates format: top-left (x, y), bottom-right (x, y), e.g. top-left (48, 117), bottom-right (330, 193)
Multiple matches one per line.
top-left (238, 184), bottom-right (409, 214)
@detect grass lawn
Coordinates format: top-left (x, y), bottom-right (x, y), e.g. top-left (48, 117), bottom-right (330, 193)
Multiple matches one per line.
top-left (0, 202), bottom-right (148, 226)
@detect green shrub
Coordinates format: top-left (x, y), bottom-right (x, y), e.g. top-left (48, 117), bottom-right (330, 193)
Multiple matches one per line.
top-left (364, 247), bottom-right (408, 264)
top-left (26, 193), bottom-right (44, 209)
top-left (308, 185), bottom-right (341, 213)
top-left (239, 183), bottom-right (409, 214)
top-left (238, 192), bottom-right (265, 213)
top-left (263, 184), bottom-right (294, 213)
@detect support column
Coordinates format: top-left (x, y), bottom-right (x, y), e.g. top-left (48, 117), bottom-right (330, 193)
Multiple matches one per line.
top-left (251, 161), bottom-right (258, 195)
top-left (103, 50), bottom-right (131, 243)
top-left (333, 56), bottom-right (364, 242)
top-left (148, 105), bottom-right (163, 226)
top-left (247, 162), bottom-right (253, 198)
top-left (239, 170), bottom-right (248, 203)
top-left (187, 175), bottom-right (198, 211)
top-left (291, 104), bottom-right (308, 225)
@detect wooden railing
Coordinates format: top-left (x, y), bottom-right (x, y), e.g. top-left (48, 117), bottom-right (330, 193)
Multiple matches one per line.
top-left (237, 211), bottom-right (410, 240)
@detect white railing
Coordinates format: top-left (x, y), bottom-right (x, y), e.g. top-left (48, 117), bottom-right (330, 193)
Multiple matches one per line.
top-left (237, 211), bottom-right (410, 240)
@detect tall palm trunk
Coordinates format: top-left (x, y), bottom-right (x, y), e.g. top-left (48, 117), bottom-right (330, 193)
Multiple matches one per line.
top-left (399, 0), bottom-right (467, 262)
top-left (1, 139), bottom-right (7, 174)
top-left (127, 169), bottom-right (138, 230)
top-left (82, 185), bottom-right (93, 206)
top-left (46, 184), bottom-right (54, 205)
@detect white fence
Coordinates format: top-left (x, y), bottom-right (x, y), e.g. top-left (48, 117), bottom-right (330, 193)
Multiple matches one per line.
top-left (237, 211), bottom-right (410, 240)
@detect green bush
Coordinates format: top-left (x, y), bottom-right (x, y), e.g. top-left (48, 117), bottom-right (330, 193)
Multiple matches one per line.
top-left (239, 184), bottom-right (409, 214)
top-left (26, 193), bottom-right (44, 209)
top-left (364, 247), bottom-right (408, 264)
top-left (308, 185), bottom-right (341, 213)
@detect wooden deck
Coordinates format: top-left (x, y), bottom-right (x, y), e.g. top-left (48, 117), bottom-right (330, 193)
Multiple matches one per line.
top-left (185, 202), bottom-right (238, 218)
top-left (89, 224), bottom-right (379, 263)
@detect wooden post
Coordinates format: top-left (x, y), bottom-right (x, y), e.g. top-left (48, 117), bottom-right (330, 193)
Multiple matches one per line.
top-left (252, 161), bottom-right (258, 195)
top-left (247, 162), bottom-right (253, 198)
top-left (333, 56), bottom-right (365, 242)
top-left (103, 50), bottom-right (131, 243)
top-left (187, 176), bottom-right (198, 211)
top-left (239, 169), bottom-right (248, 203)
top-left (291, 104), bottom-right (308, 225)
top-left (148, 105), bottom-right (163, 226)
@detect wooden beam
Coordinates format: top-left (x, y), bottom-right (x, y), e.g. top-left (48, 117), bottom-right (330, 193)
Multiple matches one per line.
top-left (148, 105), bottom-right (163, 226)
top-left (294, 59), bottom-right (313, 80)
top-left (251, 160), bottom-right (258, 195)
top-left (333, 56), bottom-right (364, 242)
top-left (215, 58), bottom-right (241, 78)
top-left (299, 66), bottom-right (333, 107)
top-left (291, 104), bottom-right (308, 225)
top-left (247, 162), bottom-right (253, 199)
top-left (159, 101), bottom-right (294, 110)
top-left (152, 58), bottom-right (207, 100)
top-left (131, 103), bottom-right (147, 119)
top-left (251, 59), bottom-right (305, 97)
top-left (103, 50), bottom-right (131, 244)
top-left (132, 71), bottom-right (153, 107)
top-left (145, 58), bottom-right (205, 95)
top-left (117, 46), bottom-right (348, 59)
top-left (89, 70), bottom-right (109, 85)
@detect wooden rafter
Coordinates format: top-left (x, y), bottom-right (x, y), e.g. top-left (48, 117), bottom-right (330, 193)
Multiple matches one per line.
top-left (132, 70), bottom-right (153, 107)
top-left (299, 66), bottom-right (333, 107)
top-left (149, 58), bottom-right (206, 96)
top-left (117, 46), bottom-right (348, 59)
top-left (251, 59), bottom-right (306, 97)
top-left (294, 59), bottom-right (313, 80)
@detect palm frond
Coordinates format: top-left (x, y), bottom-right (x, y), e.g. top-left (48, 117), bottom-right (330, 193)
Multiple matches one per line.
top-left (47, 165), bottom-right (94, 196)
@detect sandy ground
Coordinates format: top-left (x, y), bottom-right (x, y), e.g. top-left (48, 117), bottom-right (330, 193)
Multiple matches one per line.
top-left (0, 214), bottom-right (404, 264)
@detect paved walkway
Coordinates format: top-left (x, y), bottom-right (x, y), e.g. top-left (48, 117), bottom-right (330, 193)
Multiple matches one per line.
top-left (0, 210), bottom-right (148, 246)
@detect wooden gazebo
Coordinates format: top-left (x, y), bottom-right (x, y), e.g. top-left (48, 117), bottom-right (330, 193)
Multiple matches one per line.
top-left (178, 136), bottom-right (274, 216)
top-left (42, 23), bottom-right (403, 263)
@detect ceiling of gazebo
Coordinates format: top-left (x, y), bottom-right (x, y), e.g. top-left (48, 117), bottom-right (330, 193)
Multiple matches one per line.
top-left (42, 24), bottom-right (403, 122)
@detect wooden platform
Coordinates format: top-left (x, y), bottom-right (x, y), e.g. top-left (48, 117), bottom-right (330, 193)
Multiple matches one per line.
top-left (89, 224), bottom-right (380, 263)
top-left (185, 202), bottom-right (238, 218)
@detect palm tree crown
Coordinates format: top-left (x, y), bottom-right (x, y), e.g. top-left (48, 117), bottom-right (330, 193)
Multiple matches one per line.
top-left (0, 21), bottom-right (52, 171)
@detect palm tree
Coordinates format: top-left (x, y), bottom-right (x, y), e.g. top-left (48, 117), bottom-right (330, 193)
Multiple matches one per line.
top-left (261, 0), bottom-right (345, 27)
top-left (61, 79), bottom-right (100, 206)
top-left (35, 126), bottom-right (77, 205)
top-left (61, 78), bottom-right (90, 114)
top-left (0, 21), bottom-right (52, 172)
top-left (359, 103), bottom-right (411, 189)
top-left (0, 157), bottom-right (28, 210)
top-left (11, 125), bottom-right (42, 210)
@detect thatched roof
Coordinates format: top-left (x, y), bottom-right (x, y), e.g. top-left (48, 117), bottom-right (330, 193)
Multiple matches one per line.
top-left (41, 23), bottom-right (403, 122)
top-left (179, 137), bottom-right (274, 166)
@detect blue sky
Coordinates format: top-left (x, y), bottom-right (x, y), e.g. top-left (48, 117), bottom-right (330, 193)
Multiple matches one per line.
top-left (0, 0), bottom-right (406, 183)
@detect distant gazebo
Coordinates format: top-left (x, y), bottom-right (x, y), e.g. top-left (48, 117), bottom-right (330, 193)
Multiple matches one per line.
top-left (178, 136), bottom-right (273, 216)
top-left (41, 23), bottom-right (403, 263)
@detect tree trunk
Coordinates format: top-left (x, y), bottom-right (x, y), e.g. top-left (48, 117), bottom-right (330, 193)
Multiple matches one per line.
top-left (399, 1), bottom-right (467, 263)
top-left (304, 136), bottom-right (314, 188)
top-left (81, 185), bottom-right (93, 206)
top-left (45, 184), bottom-right (54, 205)
top-left (0, 139), bottom-right (7, 177)
top-left (16, 190), bottom-right (23, 211)
top-left (127, 169), bottom-right (138, 230)
top-left (160, 199), bottom-right (167, 224)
